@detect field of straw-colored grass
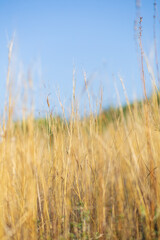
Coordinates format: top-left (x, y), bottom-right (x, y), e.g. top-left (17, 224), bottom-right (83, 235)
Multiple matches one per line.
top-left (1, 80), bottom-right (160, 240)
top-left (1, 21), bottom-right (160, 238)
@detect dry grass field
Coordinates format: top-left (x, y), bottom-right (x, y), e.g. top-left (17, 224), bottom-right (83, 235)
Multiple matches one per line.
top-left (1, 12), bottom-right (160, 239)
top-left (1, 69), bottom-right (160, 240)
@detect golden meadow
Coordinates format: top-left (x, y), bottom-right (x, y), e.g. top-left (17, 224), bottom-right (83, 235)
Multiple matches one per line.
top-left (1, 16), bottom-right (160, 240)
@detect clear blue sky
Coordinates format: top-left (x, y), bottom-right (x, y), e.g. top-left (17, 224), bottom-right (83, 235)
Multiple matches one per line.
top-left (0, 0), bottom-right (159, 117)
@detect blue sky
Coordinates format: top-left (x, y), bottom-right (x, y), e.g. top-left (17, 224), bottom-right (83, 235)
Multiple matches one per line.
top-left (0, 0), bottom-right (159, 117)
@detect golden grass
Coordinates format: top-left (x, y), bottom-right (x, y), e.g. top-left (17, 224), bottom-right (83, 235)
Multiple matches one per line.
top-left (1, 80), bottom-right (160, 240)
top-left (2, 27), bottom-right (160, 239)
